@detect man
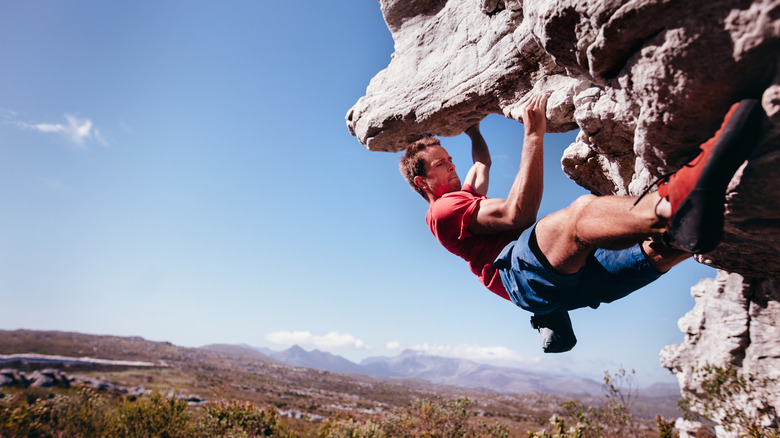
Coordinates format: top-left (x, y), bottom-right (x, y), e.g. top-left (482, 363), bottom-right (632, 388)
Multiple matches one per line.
top-left (399, 92), bottom-right (765, 352)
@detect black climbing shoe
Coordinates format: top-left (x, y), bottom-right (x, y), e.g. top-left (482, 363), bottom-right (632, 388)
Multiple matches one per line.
top-left (531, 311), bottom-right (577, 353)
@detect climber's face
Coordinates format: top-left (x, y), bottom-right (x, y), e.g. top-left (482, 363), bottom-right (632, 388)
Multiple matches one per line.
top-left (415, 145), bottom-right (461, 200)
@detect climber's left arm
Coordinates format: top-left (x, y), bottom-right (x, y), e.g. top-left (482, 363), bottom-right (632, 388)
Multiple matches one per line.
top-left (463, 123), bottom-right (491, 196)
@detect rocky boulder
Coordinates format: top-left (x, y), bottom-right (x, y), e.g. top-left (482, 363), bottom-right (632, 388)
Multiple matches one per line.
top-left (0, 368), bottom-right (29, 388)
top-left (28, 368), bottom-right (71, 388)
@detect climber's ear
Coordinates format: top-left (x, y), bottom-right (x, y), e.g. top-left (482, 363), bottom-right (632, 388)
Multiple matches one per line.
top-left (414, 175), bottom-right (428, 192)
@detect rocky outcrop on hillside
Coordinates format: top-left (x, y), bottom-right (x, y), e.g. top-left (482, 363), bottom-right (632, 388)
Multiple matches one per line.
top-left (0, 369), bottom-right (29, 388)
top-left (661, 273), bottom-right (780, 436)
top-left (0, 367), bottom-right (206, 404)
top-left (347, 0), bottom-right (779, 435)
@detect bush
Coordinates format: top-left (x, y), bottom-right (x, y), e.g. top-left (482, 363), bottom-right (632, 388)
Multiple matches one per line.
top-left (526, 415), bottom-right (584, 438)
top-left (529, 368), bottom-right (655, 438)
top-left (57, 387), bottom-right (119, 437)
top-left (117, 390), bottom-right (193, 437)
top-left (0, 386), bottom-right (118, 437)
top-left (555, 368), bottom-right (642, 438)
top-left (197, 399), bottom-right (296, 437)
top-left (655, 415), bottom-right (676, 438)
top-left (318, 397), bottom-right (509, 438)
top-left (317, 414), bottom-right (386, 438)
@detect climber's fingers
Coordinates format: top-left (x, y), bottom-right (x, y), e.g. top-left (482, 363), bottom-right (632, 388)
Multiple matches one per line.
top-left (522, 91), bottom-right (551, 134)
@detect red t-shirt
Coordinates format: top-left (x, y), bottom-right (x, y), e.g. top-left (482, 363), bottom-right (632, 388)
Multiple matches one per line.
top-left (426, 185), bottom-right (524, 301)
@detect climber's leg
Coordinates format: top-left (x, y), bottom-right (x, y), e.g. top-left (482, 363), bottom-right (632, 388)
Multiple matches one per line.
top-left (535, 98), bottom-right (765, 273)
top-left (497, 209), bottom-right (687, 354)
top-left (659, 98), bottom-right (765, 253)
top-left (533, 192), bottom-right (670, 275)
top-left (497, 99), bottom-right (766, 354)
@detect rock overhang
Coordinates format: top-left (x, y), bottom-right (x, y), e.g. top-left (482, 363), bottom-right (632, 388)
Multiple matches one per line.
top-left (346, 0), bottom-right (780, 276)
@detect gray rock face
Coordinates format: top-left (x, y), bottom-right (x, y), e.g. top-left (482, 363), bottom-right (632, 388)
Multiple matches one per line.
top-left (660, 273), bottom-right (780, 435)
top-left (348, 0), bottom-right (779, 434)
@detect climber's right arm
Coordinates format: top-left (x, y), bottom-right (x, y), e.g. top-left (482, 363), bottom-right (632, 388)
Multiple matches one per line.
top-left (468, 92), bottom-right (549, 235)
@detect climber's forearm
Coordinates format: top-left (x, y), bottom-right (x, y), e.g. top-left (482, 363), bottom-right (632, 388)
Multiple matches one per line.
top-left (464, 123), bottom-right (491, 195)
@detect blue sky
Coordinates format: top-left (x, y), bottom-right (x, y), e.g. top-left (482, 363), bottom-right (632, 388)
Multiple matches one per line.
top-left (0, 1), bottom-right (715, 386)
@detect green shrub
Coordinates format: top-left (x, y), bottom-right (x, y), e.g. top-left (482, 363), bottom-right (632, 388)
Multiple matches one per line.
top-left (381, 398), bottom-right (473, 437)
top-left (0, 390), bottom-right (47, 438)
top-left (0, 386), bottom-right (119, 437)
top-left (116, 390), bottom-right (193, 437)
top-left (319, 397), bottom-right (509, 438)
top-left (197, 399), bottom-right (296, 437)
top-left (317, 414), bottom-right (386, 438)
top-left (655, 415), bottom-right (676, 438)
top-left (556, 368), bottom-right (641, 438)
top-left (526, 415), bottom-right (583, 438)
top-left (529, 368), bottom-right (653, 438)
top-left (56, 387), bottom-right (119, 437)
top-left (0, 386), bottom-right (304, 438)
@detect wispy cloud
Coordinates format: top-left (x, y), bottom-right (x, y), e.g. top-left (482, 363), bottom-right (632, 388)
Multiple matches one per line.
top-left (7, 112), bottom-right (108, 148)
top-left (266, 330), bottom-right (370, 351)
top-left (0, 108), bottom-right (18, 118)
top-left (406, 342), bottom-right (540, 366)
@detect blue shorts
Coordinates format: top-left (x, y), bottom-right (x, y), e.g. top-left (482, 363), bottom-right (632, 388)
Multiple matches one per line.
top-left (494, 227), bottom-right (662, 315)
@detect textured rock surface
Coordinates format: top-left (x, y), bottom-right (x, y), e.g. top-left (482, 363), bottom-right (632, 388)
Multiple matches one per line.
top-left (348, 0), bottom-right (780, 434)
top-left (661, 272), bottom-right (780, 435)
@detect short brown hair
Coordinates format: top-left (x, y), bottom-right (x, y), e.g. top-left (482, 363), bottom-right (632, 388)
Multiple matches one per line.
top-left (399, 136), bottom-right (441, 199)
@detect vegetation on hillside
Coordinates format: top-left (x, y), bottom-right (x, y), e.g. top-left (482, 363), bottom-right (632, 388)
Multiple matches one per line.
top-left (2, 366), bottom-right (777, 437)
top-left (2, 331), bottom-right (777, 437)
top-left (0, 386), bottom-right (297, 438)
top-left (0, 372), bottom-right (673, 438)
top-left (0, 385), bottom-right (511, 437)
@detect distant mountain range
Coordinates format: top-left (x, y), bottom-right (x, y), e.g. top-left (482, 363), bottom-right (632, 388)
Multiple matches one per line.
top-left (0, 330), bottom-right (681, 420)
top-left (203, 343), bottom-right (616, 396)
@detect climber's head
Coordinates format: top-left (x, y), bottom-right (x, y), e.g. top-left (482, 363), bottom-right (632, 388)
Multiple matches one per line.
top-left (400, 136), bottom-right (441, 200)
top-left (400, 136), bottom-right (461, 203)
